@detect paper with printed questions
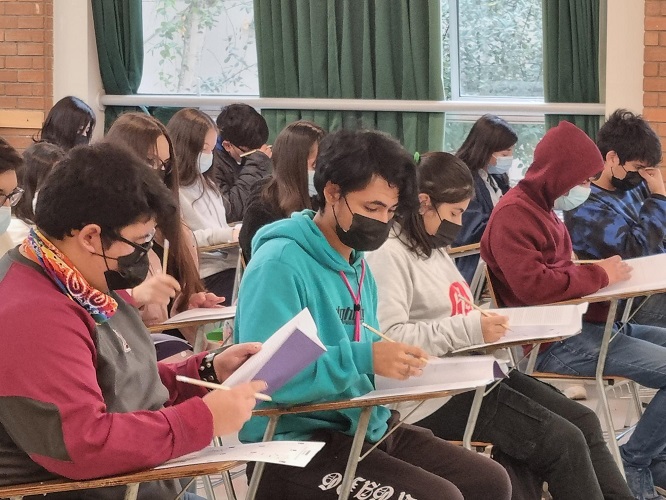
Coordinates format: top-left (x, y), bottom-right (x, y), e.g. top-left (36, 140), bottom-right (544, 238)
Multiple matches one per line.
top-left (160, 305), bottom-right (237, 325)
top-left (356, 355), bottom-right (506, 400)
top-left (584, 254), bottom-right (666, 298)
top-left (452, 302), bottom-right (588, 353)
top-left (155, 441), bottom-right (325, 469)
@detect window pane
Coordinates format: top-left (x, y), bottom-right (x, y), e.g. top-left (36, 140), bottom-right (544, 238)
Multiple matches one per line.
top-left (140, 0), bottom-right (259, 95)
top-left (456, 0), bottom-right (543, 98)
top-left (445, 117), bottom-right (545, 184)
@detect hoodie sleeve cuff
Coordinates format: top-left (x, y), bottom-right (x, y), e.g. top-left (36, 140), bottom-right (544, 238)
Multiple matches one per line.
top-left (350, 341), bottom-right (374, 375)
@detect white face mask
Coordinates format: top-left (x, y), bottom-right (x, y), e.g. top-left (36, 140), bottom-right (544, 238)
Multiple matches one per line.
top-left (0, 206), bottom-right (11, 235)
top-left (488, 155), bottom-right (513, 175)
top-left (198, 152), bottom-right (214, 174)
top-left (307, 170), bottom-right (317, 197)
top-left (553, 185), bottom-right (591, 211)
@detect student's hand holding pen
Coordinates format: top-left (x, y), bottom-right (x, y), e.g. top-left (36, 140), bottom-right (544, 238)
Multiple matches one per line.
top-left (131, 274), bottom-right (181, 308)
top-left (596, 255), bottom-right (632, 285)
top-left (372, 342), bottom-right (428, 381)
top-left (202, 380), bottom-right (268, 436)
top-left (481, 313), bottom-right (509, 343)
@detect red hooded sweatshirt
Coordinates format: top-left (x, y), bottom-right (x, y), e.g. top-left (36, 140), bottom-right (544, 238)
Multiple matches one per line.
top-left (480, 121), bottom-right (610, 323)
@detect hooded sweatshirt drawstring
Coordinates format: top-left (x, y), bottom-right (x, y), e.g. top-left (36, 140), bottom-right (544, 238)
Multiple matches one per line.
top-left (340, 260), bottom-right (366, 341)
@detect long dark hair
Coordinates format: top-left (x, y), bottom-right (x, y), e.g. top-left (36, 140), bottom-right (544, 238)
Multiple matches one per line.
top-left (262, 120), bottom-right (325, 216)
top-left (105, 112), bottom-right (179, 197)
top-left (456, 114), bottom-right (517, 173)
top-left (398, 152), bottom-right (474, 258)
top-left (38, 96), bottom-right (96, 150)
top-left (105, 112), bottom-right (205, 311)
top-left (167, 108), bottom-right (218, 192)
top-left (14, 142), bottom-right (65, 224)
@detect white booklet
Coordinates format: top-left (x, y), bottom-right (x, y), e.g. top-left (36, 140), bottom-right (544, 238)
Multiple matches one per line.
top-left (224, 308), bottom-right (326, 395)
top-left (451, 303), bottom-right (588, 354)
top-left (584, 254), bottom-right (666, 298)
top-left (155, 441), bottom-right (325, 469)
top-left (160, 306), bottom-right (237, 325)
top-left (355, 355), bottom-right (506, 400)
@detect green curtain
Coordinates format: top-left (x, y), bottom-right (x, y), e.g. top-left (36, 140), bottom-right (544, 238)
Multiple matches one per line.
top-left (254, 0), bottom-right (444, 153)
top-left (91, 0), bottom-right (145, 131)
top-left (542, 0), bottom-right (602, 137)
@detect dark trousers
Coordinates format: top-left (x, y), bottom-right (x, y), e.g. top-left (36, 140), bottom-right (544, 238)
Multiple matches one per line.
top-left (417, 371), bottom-right (632, 500)
top-left (248, 413), bottom-right (511, 500)
top-left (202, 268), bottom-right (236, 303)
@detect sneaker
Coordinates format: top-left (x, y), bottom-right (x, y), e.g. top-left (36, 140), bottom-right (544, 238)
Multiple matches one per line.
top-left (650, 459), bottom-right (666, 496)
top-left (563, 384), bottom-right (587, 400)
top-left (624, 462), bottom-right (666, 499)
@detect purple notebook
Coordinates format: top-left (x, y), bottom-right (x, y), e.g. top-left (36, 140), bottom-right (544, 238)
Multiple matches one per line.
top-left (253, 328), bottom-right (326, 395)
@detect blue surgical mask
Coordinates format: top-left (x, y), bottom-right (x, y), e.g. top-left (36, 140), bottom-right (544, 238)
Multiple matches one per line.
top-left (488, 155), bottom-right (513, 175)
top-left (307, 170), bottom-right (317, 197)
top-left (198, 152), bottom-right (214, 174)
top-left (0, 206), bottom-right (11, 235)
top-left (553, 185), bottom-right (591, 211)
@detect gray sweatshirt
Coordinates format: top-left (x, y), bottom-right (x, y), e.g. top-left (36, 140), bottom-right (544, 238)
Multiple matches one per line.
top-left (366, 229), bottom-right (484, 422)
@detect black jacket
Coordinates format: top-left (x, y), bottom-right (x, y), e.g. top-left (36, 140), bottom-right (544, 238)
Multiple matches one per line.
top-left (209, 147), bottom-right (272, 223)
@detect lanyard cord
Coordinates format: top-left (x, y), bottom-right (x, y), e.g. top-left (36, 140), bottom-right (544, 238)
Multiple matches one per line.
top-left (340, 260), bottom-right (366, 341)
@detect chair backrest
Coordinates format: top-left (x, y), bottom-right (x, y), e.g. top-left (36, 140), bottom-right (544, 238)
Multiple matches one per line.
top-left (483, 264), bottom-right (500, 308)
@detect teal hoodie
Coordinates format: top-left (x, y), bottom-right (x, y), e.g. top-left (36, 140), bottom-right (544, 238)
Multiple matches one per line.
top-left (234, 210), bottom-right (390, 443)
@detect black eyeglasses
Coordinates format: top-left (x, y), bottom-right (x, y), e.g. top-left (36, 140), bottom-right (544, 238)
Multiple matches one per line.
top-left (0, 187), bottom-right (24, 207)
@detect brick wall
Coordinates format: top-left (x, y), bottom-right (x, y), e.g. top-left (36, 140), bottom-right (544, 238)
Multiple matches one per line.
top-left (0, 0), bottom-right (52, 151)
top-left (644, 0), bottom-right (666, 173)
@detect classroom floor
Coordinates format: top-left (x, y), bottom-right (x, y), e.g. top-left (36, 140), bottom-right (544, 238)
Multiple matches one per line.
top-left (196, 383), bottom-right (654, 499)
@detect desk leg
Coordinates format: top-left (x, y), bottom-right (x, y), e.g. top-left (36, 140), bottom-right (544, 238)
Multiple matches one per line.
top-left (596, 299), bottom-right (624, 476)
top-left (245, 415), bottom-right (279, 500)
top-left (463, 386), bottom-right (485, 450)
top-left (123, 483), bottom-right (139, 500)
top-left (221, 470), bottom-right (237, 500)
top-left (337, 407), bottom-right (372, 500)
top-left (525, 343), bottom-right (541, 374)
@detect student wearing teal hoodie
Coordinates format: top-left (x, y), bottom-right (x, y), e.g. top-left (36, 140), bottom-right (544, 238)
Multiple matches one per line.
top-left (235, 129), bottom-right (511, 500)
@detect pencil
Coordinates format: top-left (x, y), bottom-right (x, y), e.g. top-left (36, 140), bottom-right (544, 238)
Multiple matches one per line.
top-left (572, 259), bottom-right (600, 264)
top-left (176, 375), bottom-right (272, 402)
top-left (162, 239), bottom-right (170, 275)
top-left (239, 149), bottom-right (259, 158)
top-left (459, 296), bottom-right (512, 332)
top-left (361, 322), bottom-right (429, 363)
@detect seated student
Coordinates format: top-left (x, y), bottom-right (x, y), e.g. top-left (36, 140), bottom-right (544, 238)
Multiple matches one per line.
top-left (106, 112), bottom-right (220, 340)
top-left (9, 142), bottom-right (66, 245)
top-left (239, 120), bottom-right (325, 261)
top-left (168, 108), bottom-right (241, 301)
top-left (37, 95), bottom-right (96, 150)
top-left (0, 142), bottom-right (266, 499)
top-left (234, 129), bottom-right (511, 500)
top-left (453, 114), bottom-right (517, 283)
top-left (0, 137), bottom-right (24, 258)
top-left (564, 109), bottom-right (666, 327)
top-left (481, 121), bottom-right (666, 500)
top-left (366, 151), bottom-right (633, 500)
top-left (212, 103), bottom-right (272, 222)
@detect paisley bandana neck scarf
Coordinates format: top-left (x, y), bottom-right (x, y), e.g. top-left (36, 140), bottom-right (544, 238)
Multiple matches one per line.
top-left (21, 228), bottom-right (118, 324)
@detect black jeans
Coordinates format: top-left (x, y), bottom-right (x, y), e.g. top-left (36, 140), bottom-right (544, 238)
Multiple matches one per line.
top-left (417, 371), bottom-right (633, 500)
top-left (247, 412), bottom-right (511, 500)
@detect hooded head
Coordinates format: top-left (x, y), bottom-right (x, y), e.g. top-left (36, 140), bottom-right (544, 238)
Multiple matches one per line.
top-left (520, 121), bottom-right (603, 210)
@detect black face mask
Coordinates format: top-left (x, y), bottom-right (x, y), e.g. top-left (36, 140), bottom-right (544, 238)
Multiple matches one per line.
top-left (98, 235), bottom-right (152, 290)
top-left (334, 197), bottom-right (393, 252)
top-left (74, 134), bottom-right (90, 146)
top-left (429, 216), bottom-right (462, 249)
top-left (611, 165), bottom-right (643, 191)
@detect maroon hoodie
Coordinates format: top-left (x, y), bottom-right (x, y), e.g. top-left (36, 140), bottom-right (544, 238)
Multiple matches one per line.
top-left (480, 121), bottom-right (610, 323)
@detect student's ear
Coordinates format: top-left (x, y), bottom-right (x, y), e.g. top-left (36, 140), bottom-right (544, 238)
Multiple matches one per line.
top-left (605, 150), bottom-right (620, 166)
top-left (77, 224), bottom-right (103, 254)
top-left (418, 193), bottom-right (431, 215)
top-left (323, 181), bottom-right (341, 205)
top-left (221, 140), bottom-right (234, 154)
